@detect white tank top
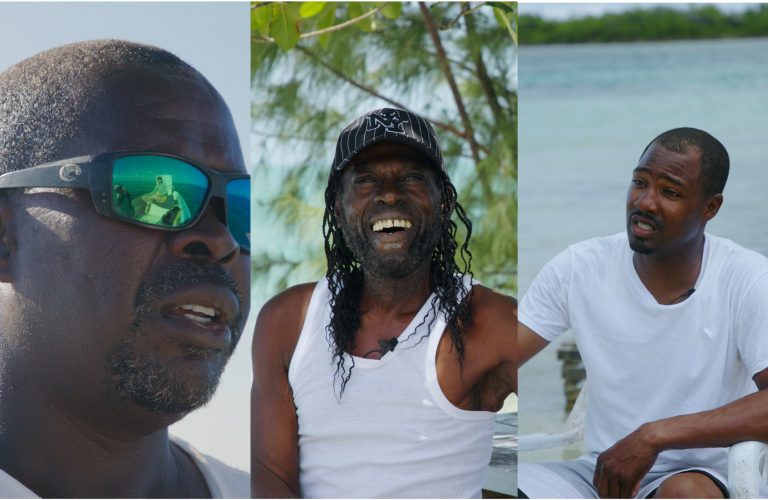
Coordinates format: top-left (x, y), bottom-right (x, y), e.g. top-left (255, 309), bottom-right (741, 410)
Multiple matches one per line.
top-left (288, 278), bottom-right (497, 498)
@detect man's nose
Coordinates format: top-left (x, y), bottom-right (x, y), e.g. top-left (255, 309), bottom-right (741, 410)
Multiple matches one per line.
top-left (634, 188), bottom-right (659, 213)
top-left (374, 179), bottom-right (405, 205)
top-left (167, 205), bottom-right (239, 263)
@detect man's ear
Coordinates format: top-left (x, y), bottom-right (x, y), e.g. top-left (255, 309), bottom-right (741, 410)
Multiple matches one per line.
top-left (0, 195), bottom-right (15, 283)
top-left (703, 193), bottom-right (724, 221)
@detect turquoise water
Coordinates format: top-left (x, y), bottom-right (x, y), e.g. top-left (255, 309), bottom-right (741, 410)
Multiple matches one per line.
top-left (519, 37), bottom-right (768, 461)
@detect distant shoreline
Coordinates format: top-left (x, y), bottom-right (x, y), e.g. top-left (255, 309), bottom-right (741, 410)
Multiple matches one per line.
top-left (520, 5), bottom-right (768, 45)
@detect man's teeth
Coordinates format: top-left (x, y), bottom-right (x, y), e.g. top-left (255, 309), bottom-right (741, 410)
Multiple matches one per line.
top-left (185, 314), bottom-right (212, 324)
top-left (372, 219), bottom-right (413, 232)
top-left (636, 221), bottom-right (654, 231)
top-left (179, 304), bottom-right (219, 323)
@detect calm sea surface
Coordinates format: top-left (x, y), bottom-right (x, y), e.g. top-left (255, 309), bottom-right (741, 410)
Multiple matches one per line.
top-left (519, 38), bottom-right (768, 462)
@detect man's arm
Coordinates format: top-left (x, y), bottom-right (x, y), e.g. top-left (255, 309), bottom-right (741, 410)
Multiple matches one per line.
top-left (437, 287), bottom-right (516, 411)
top-left (251, 284), bottom-right (315, 498)
top-left (518, 322), bottom-right (550, 367)
top-left (593, 368), bottom-right (768, 499)
top-left (473, 287), bottom-right (517, 402)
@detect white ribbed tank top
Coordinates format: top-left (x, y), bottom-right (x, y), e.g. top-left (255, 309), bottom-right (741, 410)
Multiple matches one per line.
top-left (288, 278), bottom-right (497, 499)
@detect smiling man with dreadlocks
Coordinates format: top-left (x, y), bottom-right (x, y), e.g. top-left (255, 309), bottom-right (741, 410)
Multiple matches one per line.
top-left (251, 108), bottom-right (516, 499)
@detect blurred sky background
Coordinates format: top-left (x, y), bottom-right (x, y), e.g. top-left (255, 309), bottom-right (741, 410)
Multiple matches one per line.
top-left (0, 3), bottom-right (251, 471)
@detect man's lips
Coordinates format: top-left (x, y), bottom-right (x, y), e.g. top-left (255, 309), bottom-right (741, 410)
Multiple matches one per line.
top-left (629, 213), bottom-right (661, 237)
top-left (366, 214), bottom-right (415, 251)
top-left (149, 284), bottom-right (241, 351)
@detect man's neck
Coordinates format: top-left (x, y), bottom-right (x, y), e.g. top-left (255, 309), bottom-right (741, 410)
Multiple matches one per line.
top-left (0, 373), bottom-right (208, 498)
top-left (348, 263), bottom-right (434, 359)
top-left (632, 234), bottom-right (706, 305)
top-left (360, 264), bottom-right (432, 315)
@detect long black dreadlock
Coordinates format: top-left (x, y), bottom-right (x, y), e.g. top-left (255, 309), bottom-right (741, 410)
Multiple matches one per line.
top-left (322, 168), bottom-right (474, 397)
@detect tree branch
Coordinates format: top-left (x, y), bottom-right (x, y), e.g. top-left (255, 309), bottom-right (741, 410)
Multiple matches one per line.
top-left (295, 45), bottom-right (490, 156)
top-left (464, 11), bottom-right (504, 124)
top-left (419, 3), bottom-right (482, 166)
top-left (252, 3), bottom-right (390, 44)
top-left (439, 2), bottom-right (485, 30)
top-left (299, 4), bottom-right (388, 39)
top-left (369, 29), bottom-right (479, 75)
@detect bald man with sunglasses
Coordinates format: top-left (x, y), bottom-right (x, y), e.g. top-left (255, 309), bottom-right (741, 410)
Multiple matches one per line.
top-left (0, 40), bottom-right (250, 498)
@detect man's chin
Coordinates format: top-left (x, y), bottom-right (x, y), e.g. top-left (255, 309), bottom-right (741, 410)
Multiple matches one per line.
top-left (362, 251), bottom-right (425, 279)
top-left (628, 236), bottom-right (654, 255)
top-left (108, 343), bottom-right (227, 419)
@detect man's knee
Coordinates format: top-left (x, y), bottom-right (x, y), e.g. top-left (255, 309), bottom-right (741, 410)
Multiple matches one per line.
top-left (653, 472), bottom-right (726, 499)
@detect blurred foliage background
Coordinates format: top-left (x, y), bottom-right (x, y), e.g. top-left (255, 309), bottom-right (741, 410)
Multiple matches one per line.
top-left (520, 4), bottom-right (768, 44)
top-left (251, 1), bottom-right (517, 297)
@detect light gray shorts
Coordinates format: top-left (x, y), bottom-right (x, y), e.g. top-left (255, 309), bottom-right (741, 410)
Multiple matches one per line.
top-left (518, 455), bottom-right (728, 499)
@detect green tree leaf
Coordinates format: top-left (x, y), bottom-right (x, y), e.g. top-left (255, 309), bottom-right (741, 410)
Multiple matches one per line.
top-left (272, 3), bottom-right (301, 50)
top-left (493, 6), bottom-right (517, 45)
top-left (348, 2), bottom-right (375, 32)
top-left (487, 2), bottom-right (515, 14)
top-left (251, 3), bottom-right (273, 37)
top-left (300, 2), bottom-right (326, 19)
top-left (316, 4), bottom-right (337, 48)
top-left (381, 2), bottom-right (402, 20)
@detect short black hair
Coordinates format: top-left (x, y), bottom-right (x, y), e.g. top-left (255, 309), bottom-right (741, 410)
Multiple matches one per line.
top-left (640, 127), bottom-right (729, 197)
top-left (0, 40), bottom-right (203, 176)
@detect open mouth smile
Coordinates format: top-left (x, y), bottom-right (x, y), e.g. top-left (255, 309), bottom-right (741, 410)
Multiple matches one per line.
top-left (371, 218), bottom-right (413, 233)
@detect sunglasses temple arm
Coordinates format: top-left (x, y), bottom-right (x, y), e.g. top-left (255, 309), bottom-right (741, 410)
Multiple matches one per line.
top-left (0, 158), bottom-right (97, 189)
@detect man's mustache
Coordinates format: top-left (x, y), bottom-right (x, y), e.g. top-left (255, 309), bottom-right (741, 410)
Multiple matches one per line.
top-left (130, 262), bottom-right (245, 346)
top-left (628, 209), bottom-right (663, 229)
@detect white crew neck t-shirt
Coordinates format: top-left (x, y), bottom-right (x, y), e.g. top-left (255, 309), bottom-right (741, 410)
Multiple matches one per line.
top-left (521, 232), bottom-right (768, 471)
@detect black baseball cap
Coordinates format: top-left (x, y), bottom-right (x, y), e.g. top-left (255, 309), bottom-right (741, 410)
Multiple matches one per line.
top-left (330, 107), bottom-right (446, 176)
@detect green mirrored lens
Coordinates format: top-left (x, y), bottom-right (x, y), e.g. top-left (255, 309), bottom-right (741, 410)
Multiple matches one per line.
top-left (227, 178), bottom-right (250, 252)
top-left (112, 155), bottom-right (209, 228)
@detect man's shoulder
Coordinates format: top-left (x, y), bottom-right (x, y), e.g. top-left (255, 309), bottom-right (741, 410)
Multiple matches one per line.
top-left (566, 232), bottom-right (627, 258)
top-left (465, 285), bottom-right (516, 350)
top-left (707, 233), bottom-right (768, 265)
top-left (540, 232), bottom-right (628, 277)
top-left (255, 281), bottom-right (320, 336)
top-left (259, 281), bottom-right (319, 318)
top-left (171, 437), bottom-right (249, 499)
top-left (253, 281), bottom-right (320, 366)
top-left (705, 233), bottom-right (768, 283)
top-left (469, 285), bottom-right (517, 323)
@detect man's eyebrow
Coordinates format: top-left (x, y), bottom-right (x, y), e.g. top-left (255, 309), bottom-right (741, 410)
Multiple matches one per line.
top-left (632, 165), bottom-right (686, 187)
top-left (633, 165), bottom-right (651, 174)
top-left (660, 172), bottom-right (685, 187)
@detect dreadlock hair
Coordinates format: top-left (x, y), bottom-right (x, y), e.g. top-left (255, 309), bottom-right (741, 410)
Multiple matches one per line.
top-left (322, 166), bottom-right (474, 397)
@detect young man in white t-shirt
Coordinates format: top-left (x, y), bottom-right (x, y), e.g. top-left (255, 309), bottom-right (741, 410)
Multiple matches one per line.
top-left (519, 128), bottom-right (768, 498)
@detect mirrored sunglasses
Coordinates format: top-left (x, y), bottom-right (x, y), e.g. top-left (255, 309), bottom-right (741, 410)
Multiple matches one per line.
top-left (0, 152), bottom-right (250, 252)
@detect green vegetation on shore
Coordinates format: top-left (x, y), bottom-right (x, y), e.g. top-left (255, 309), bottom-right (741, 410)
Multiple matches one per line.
top-left (521, 5), bottom-right (768, 45)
